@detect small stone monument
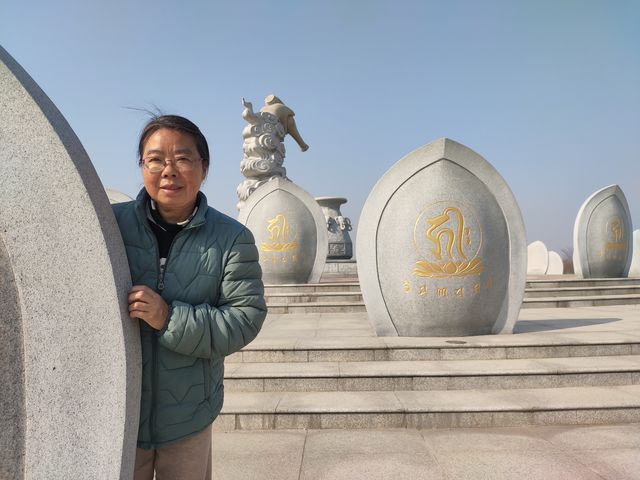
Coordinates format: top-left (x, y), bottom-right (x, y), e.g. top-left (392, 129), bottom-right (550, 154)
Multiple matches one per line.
top-left (315, 196), bottom-right (353, 259)
top-left (527, 240), bottom-right (549, 275)
top-left (357, 138), bottom-right (526, 337)
top-left (630, 230), bottom-right (640, 277)
top-left (0, 46), bottom-right (140, 479)
top-left (546, 251), bottom-right (565, 275)
top-left (573, 185), bottom-right (632, 278)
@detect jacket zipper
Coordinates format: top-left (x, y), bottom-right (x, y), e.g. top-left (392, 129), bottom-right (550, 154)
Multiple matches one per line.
top-left (149, 223), bottom-right (196, 443)
top-left (149, 234), bottom-right (161, 444)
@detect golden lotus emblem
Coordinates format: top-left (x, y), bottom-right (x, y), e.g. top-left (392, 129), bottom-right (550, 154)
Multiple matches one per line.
top-left (412, 202), bottom-right (484, 278)
top-left (261, 213), bottom-right (298, 252)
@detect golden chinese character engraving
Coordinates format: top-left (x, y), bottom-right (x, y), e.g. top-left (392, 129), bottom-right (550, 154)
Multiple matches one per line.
top-left (412, 202), bottom-right (484, 279)
top-left (603, 216), bottom-right (627, 261)
top-left (437, 287), bottom-right (448, 297)
top-left (261, 213), bottom-right (298, 252)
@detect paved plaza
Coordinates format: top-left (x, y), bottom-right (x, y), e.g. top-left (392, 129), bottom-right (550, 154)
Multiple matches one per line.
top-left (213, 423), bottom-right (640, 479)
top-left (214, 304), bottom-right (640, 479)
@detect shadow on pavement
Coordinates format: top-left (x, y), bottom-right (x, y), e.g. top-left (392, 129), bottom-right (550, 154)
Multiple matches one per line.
top-left (513, 317), bottom-right (622, 333)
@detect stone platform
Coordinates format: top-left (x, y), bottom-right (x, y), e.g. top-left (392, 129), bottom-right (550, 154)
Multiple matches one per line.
top-left (213, 424), bottom-right (640, 479)
top-left (322, 259), bottom-right (357, 277)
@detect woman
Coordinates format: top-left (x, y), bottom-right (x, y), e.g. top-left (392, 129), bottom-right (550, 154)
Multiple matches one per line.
top-left (113, 115), bottom-right (266, 479)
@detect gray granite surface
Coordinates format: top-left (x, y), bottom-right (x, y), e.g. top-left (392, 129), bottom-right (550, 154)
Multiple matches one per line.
top-left (0, 235), bottom-right (25, 479)
top-left (0, 46), bottom-right (140, 479)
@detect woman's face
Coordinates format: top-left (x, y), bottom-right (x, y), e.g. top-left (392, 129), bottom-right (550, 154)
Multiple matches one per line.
top-left (141, 128), bottom-right (207, 220)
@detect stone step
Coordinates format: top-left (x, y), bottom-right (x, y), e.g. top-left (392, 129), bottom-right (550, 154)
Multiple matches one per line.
top-left (266, 294), bottom-right (640, 313)
top-left (266, 278), bottom-right (640, 293)
top-left (224, 355), bottom-right (640, 392)
top-left (265, 282), bottom-right (361, 293)
top-left (313, 274), bottom-right (640, 288)
top-left (265, 290), bottom-right (636, 300)
top-left (265, 287), bottom-right (640, 305)
top-left (265, 278), bottom-right (640, 295)
top-left (267, 302), bottom-right (367, 314)
top-left (527, 277), bottom-right (640, 288)
top-left (265, 291), bottom-right (363, 304)
top-left (231, 336), bottom-right (640, 363)
top-left (521, 294), bottom-right (640, 309)
top-left (215, 385), bottom-right (640, 431)
top-left (524, 285), bottom-right (640, 298)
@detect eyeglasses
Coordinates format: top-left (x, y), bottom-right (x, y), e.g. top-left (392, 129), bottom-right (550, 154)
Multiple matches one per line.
top-left (142, 156), bottom-right (201, 174)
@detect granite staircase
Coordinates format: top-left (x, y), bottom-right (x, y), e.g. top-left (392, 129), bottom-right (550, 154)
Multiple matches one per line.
top-left (218, 306), bottom-right (640, 431)
top-left (264, 277), bottom-right (640, 313)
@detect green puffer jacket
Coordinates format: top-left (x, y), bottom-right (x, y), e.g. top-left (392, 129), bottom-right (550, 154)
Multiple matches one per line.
top-left (113, 189), bottom-right (267, 449)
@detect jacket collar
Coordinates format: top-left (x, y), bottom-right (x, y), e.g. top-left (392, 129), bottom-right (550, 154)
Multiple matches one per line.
top-left (134, 188), bottom-right (208, 229)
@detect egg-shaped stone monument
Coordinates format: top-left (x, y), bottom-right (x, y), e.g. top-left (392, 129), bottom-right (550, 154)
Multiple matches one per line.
top-left (527, 240), bottom-right (549, 275)
top-left (546, 251), bottom-right (565, 275)
top-left (238, 178), bottom-right (328, 284)
top-left (573, 185), bottom-right (632, 278)
top-left (357, 138), bottom-right (526, 336)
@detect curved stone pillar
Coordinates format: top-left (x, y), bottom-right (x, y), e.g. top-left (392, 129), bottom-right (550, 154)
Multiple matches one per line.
top-left (573, 185), bottom-right (632, 278)
top-left (238, 178), bottom-right (328, 284)
top-left (357, 138), bottom-right (526, 336)
top-left (0, 46), bottom-right (140, 479)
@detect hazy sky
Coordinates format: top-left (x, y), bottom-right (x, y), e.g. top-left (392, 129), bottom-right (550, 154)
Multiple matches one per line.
top-left (1, 0), bottom-right (638, 254)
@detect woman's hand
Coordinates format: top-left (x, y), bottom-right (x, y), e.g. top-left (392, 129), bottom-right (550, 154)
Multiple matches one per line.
top-left (128, 285), bottom-right (169, 330)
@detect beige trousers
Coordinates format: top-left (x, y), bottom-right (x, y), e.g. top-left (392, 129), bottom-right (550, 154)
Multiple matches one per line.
top-left (134, 425), bottom-right (212, 480)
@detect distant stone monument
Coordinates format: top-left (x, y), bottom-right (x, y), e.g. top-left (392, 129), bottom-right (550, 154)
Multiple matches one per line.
top-left (357, 138), bottom-right (526, 337)
top-left (547, 251), bottom-right (565, 275)
top-left (527, 240), bottom-right (549, 275)
top-left (573, 185), bottom-right (632, 278)
top-left (316, 196), bottom-right (353, 259)
top-left (237, 95), bottom-right (309, 210)
top-left (105, 188), bottom-right (133, 204)
top-left (630, 230), bottom-right (640, 277)
top-left (0, 46), bottom-right (140, 479)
